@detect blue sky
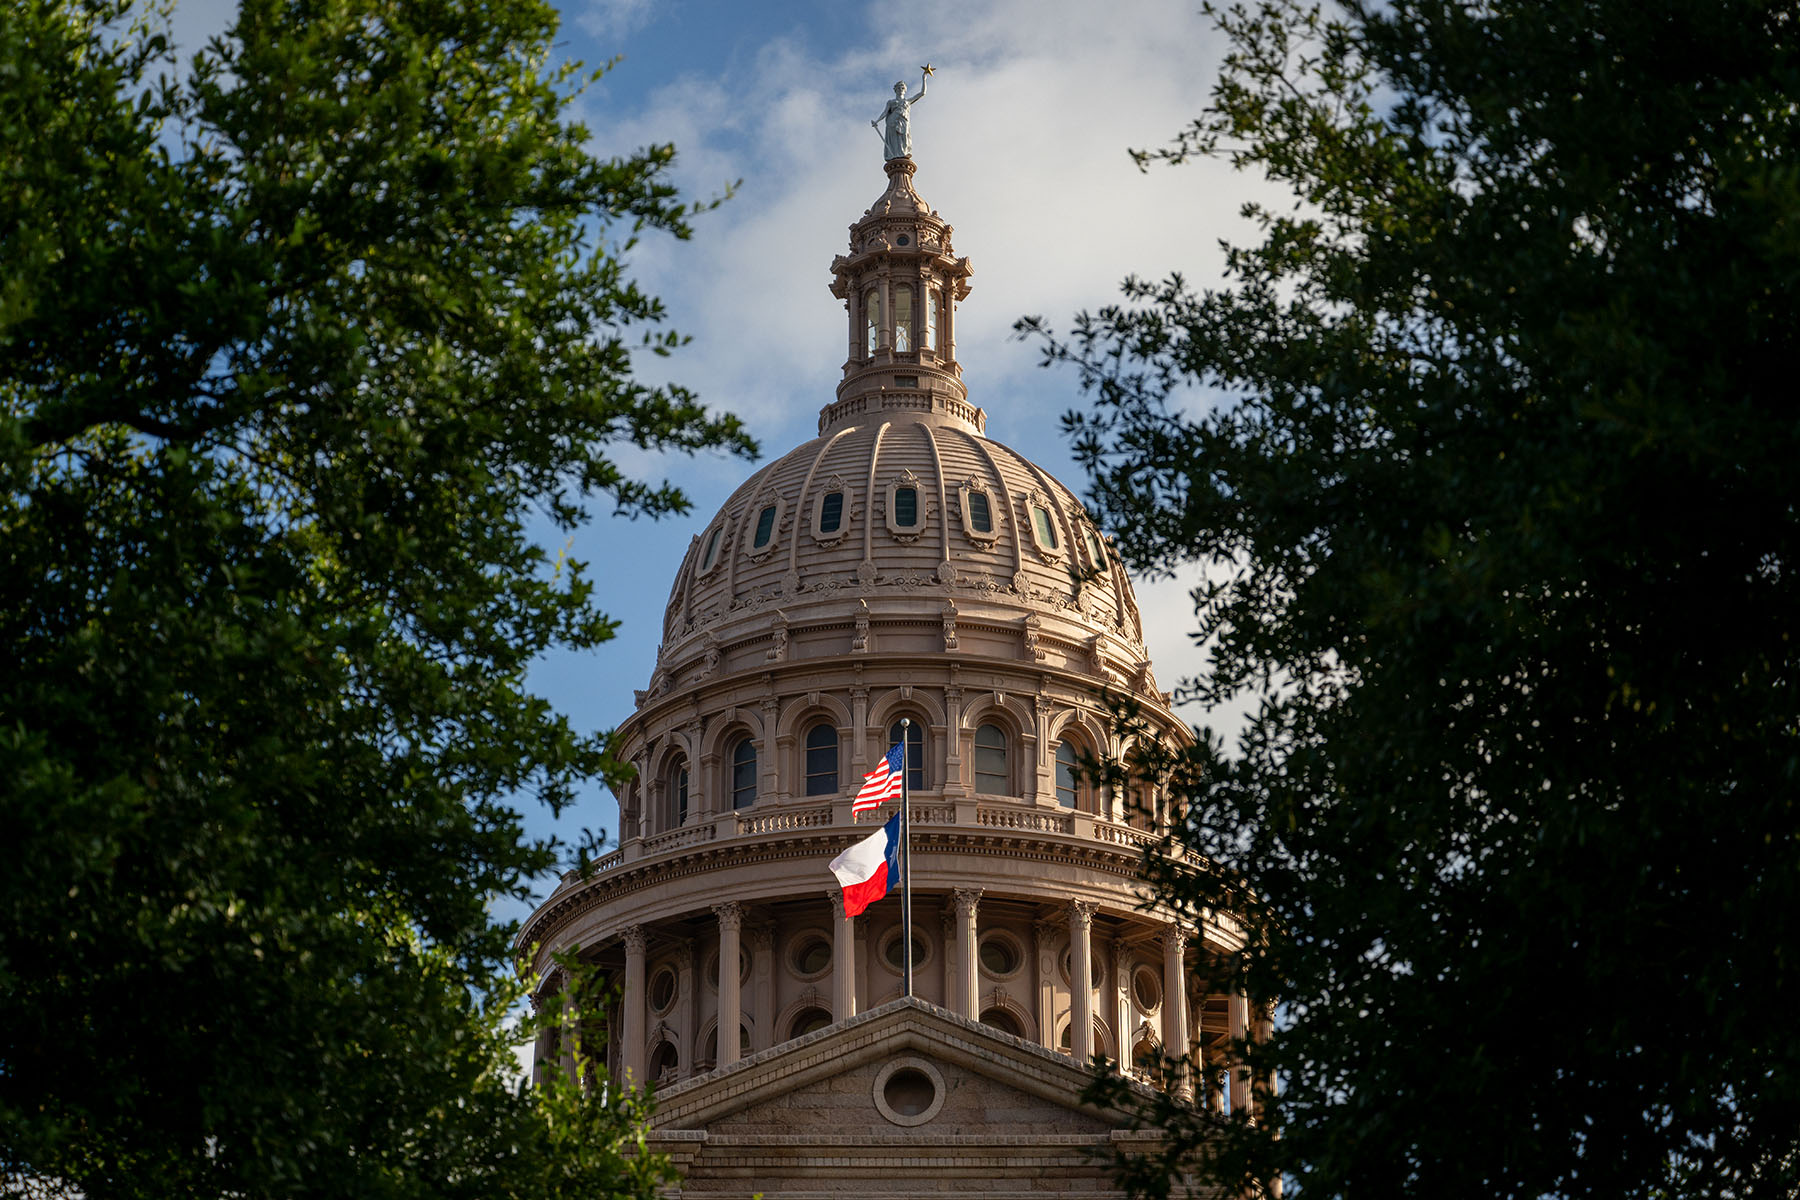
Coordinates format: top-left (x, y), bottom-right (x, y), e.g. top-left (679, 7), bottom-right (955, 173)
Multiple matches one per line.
top-left (167, 0), bottom-right (1273, 920)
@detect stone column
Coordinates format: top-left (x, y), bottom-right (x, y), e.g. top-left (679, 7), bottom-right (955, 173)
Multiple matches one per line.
top-left (621, 926), bottom-right (648, 1084)
top-left (940, 905), bottom-right (957, 1010)
top-left (750, 923), bottom-right (774, 1051)
top-left (953, 888), bottom-right (982, 1020)
top-left (1069, 901), bottom-right (1095, 1062)
top-left (1108, 936), bottom-right (1129, 1067)
top-left (850, 684), bottom-right (870, 778)
top-left (830, 890), bottom-right (856, 1021)
top-left (1162, 926), bottom-right (1192, 1099)
top-left (879, 275), bottom-right (893, 353)
top-left (714, 902), bottom-right (744, 1067)
top-left (853, 915), bottom-right (870, 1011)
top-left (1229, 987), bottom-right (1250, 1114)
top-left (678, 938), bottom-right (697, 1080)
top-left (1033, 918), bottom-right (1059, 1048)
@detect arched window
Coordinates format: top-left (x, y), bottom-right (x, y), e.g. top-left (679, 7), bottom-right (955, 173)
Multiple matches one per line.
top-left (925, 288), bottom-right (940, 351)
top-left (668, 758), bottom-right (689, 828)
top-left (974, 723), bottom-right (1009, 795)
top-left (703, 1023), bottom-right (750, 1065)
top-left (788, 1007), bottom-right (832, 1041)
top-left (804, 723), bottom-right (839, 796)
top-left (649, 1040), bottom-right (680, 1082)
top-left (864, 288), bottom-right (881, 355)
top-left (731, 739), bottom-right (757, 809)
top-left (1054, 741), bottom-right (1080, 809)
top-left (888, 719), bottom-right (925, 790)
top-left (980, 1007), bottom-right (1025, 1038)
top-left (894, 285), bottom-right (914, 351)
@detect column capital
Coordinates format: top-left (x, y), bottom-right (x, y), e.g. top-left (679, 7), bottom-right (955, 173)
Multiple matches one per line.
top-left (1033, 918), bottom-right (1062, 947)
top-left (749, 923), bottom-right (775, 952)
top-left (713, 901), bottom-right (745, 932)
top-left (1068, 899), bottom-right (1097, 930)
top-left (828, 889), bottom-right (847, 919)
top-left (952, 887), bottom-right (984, 919)
top-left (1161, 924), bottom-right (1188, 955)
top-left (622, 924), bottom-right (649, 955)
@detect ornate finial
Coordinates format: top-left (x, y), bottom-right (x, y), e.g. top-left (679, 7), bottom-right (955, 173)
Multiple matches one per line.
top-left (871, 66), bottom-right (932, 161)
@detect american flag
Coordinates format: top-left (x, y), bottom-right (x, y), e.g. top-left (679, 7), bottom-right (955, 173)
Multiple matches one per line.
top-left (852, 743), bottom-right (906, 815)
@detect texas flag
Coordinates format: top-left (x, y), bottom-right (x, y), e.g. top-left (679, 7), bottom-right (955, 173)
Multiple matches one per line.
top-left (852, 743), bottom-right (906, 815)
top-left (828, 812), bottom-right (904, 918)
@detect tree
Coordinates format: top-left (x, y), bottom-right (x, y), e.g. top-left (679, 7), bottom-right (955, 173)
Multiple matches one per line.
top-left (0, 1), bottom-right (752, 1195)
top-left (1026, 1), bottom-right (1800, 1196)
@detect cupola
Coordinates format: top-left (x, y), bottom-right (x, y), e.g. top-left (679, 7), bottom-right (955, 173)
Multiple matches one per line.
top-left (824, 158), bottom-right (977, 436)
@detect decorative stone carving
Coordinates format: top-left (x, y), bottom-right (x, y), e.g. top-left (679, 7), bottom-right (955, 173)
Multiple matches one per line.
top-left (941, 600), bottom-right (958, 651)
top-left (767, 612), bottom-right (790, 662)
top-left (713, 902), bottom-right (745, 932)
top-left (1022, 613), bottom-right (1045, 663)
top-left (852, 600), bottom-right (871, 654)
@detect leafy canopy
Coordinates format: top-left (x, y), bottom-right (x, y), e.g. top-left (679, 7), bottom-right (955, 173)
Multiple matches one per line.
top-left (1028, 1), bottom-right (1800, 1196)
top-left (0, 0), bottom-right (751, 1195)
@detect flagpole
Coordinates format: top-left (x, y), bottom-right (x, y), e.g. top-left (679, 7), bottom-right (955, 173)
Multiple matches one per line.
top-left (900, 717), bottom-right (913, 999)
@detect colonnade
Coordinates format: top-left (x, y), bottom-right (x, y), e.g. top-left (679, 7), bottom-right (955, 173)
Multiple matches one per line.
top-left (582, 890), bottom-right (1266, 1111)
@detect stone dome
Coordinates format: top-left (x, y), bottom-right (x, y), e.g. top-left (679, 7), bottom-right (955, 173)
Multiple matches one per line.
top-left (518, 155), bottom-right (1251, 1122)
top-left (653, 413), bottom-right (1150, 697)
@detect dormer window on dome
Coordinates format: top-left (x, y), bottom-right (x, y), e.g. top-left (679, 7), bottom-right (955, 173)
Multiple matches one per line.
top-left (699, 525), bottom-right (724, 573)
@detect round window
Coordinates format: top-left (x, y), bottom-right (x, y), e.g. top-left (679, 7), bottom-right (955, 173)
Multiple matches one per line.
top-left (790, 932), bottom-right (832, 979)
top-left (1132, 964), bottom-right (1162, 1012)
top-left (878, 925), bottom-right (932, 974)
top-left (648, 965), bottom-right (677, 1013)
top-left (873, 1056), bottom-right (946, 1127)
top-left (978, 931), bottom-right (1022, 978)
top-left (1060, 948), bottom-right (1105, 990)
top-left (705, 948), bottom-right (750, 989)
top-left (896, 233), bottom-right (911, 246)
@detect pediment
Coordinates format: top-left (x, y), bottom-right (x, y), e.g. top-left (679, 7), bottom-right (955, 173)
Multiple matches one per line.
top-left (648, 997), bottom-right (1137, 1136)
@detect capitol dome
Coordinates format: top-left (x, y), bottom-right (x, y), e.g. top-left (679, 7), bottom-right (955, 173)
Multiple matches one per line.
top-left (520, 153), bottom-right (1260, 1193)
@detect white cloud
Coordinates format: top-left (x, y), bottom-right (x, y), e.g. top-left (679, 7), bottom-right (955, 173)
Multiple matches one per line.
top-left (575, 0), bottom-right (659, 43)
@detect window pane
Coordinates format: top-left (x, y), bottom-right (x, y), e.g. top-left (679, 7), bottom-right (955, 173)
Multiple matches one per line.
top-left (805, 724), bottom-right (838, 796)
top-left (894, 285), bottom-right (913, 352)
top-left (968, 491), bottom-right (992, 534)
top-left (819, 491), bottom-right (843, 533)
top-left (753, 505), bottom-right (777, 548)
top-left (732, 740), bottom-right (757, 809)
top-left (1055, 742), bottom-right (1078, 808)
top-left (925, 289), bottom-right (939, 351)
top-left (1033, 506), bottom-right (1058, 548)
top-left (895, 486), bottom-right (917, 527)
top-left (676, 764), bottom-right (689, 825)
top-left (864, 289), bottom-right (880, 354)
top-left (975, 724), bottom-right (1008, 794)
top-left (888, 720), bottom-right (925, 790)
top-left (701, 527), bottom-right (722, 570)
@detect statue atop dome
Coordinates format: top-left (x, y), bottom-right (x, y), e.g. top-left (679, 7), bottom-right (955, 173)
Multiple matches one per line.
top-left (872, 65), bottom-right (932, 160)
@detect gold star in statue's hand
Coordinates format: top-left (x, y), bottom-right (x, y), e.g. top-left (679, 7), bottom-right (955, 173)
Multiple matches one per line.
top-left (920, 63), bottom-right (935, 77)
